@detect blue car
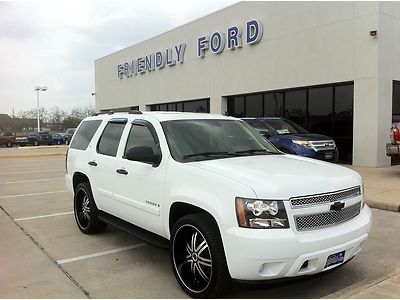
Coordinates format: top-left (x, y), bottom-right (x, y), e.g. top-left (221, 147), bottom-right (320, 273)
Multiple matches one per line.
top-left (243, 117), bottom-right (339, 162)
top-left (52, 133), bottom-right (66, 145)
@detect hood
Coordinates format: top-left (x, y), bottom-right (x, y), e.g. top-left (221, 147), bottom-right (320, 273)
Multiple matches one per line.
top-left (277, 133), bottom-right (333, 141)
top-left (189, 154), bottom-right (360, 200)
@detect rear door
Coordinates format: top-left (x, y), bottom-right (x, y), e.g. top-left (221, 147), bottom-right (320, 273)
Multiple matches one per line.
top-left (90, 118), bottom-right (127, 212)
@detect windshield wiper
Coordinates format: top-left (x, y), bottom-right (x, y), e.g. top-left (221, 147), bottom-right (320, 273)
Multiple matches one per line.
top-left (234, 149), bottom-right (269, 154)
top-left (183, 151), bottom-right (230, 159)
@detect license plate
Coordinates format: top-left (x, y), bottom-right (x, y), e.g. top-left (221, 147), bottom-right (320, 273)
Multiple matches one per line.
top-left (325, 152), bottom-right (333, 160)
top-left (325, 250), bottom-right (345, 268)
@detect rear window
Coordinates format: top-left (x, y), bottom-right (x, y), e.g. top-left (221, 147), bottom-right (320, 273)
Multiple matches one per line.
top-left (70, 120), bottom-right (102, 150)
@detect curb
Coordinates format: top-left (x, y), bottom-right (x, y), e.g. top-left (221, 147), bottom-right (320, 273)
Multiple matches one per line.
top-left (365, 198), bottom-right (400, 212)
top-left (17, 145), bottom-right (68, 150)
top-left (0, 153), bottom-right (66, 159)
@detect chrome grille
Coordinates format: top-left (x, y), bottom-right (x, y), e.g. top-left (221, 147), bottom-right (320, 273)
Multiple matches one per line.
top-left (290, 186), bottom-right (361, 208)
top-left (309, 140), bottom-right (336, 151)
top-left (295, 202), bottom-right (361, 231)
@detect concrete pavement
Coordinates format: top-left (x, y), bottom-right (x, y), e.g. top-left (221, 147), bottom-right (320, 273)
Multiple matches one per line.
top-left (347, 165), bottom-right (400, 212)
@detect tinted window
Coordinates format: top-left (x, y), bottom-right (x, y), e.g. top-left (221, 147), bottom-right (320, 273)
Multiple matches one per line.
top-left (97, 122), bottom-right (126, 156)
top-left (308, 87), bottom-right (333, 136)
top-left (285, 89), bottom-right (307, 127)
top-left (125, 123), bottom-right (159, 156)
top-left (393, 81), bottom-right (400, 122)
top-left (70, 120), bottom-right (101, 150)
top-left (246, 94), bottom-right (263, 117)
top-left (264, 93), bottom-right (284, 117)
top-left (184, 100), bottom-right (208, 113)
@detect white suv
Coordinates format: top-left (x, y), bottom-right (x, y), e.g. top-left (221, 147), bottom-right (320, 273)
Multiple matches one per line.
top-left (65, 111), bottom-right (372, 298)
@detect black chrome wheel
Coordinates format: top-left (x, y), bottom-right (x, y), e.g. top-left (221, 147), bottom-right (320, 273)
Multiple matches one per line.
top-left (74, 182), bottom-right (106, 234)
top-left (173, 224), bottom-right (212, 294)
top-left (170, 213), bottom-right (231, 298)
top-left (75, 187), bottom-right (90, 230)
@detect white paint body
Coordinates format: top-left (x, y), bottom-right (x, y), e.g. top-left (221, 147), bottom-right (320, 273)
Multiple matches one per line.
top-left (65, 112), bottom-right (371, 281)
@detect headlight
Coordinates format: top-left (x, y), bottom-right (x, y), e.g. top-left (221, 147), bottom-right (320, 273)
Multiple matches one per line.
top-left (292, 140), bottom-right (310, 147)
top-left (235, 197), bottom-right (290, 229)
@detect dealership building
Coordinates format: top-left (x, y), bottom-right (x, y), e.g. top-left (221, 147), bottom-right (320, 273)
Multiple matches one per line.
top-left (95, 1), bottom-right (400, 167)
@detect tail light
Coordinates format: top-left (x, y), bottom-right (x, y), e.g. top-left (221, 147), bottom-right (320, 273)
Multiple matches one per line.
top-left (394, 128), bottom-right (399, 142)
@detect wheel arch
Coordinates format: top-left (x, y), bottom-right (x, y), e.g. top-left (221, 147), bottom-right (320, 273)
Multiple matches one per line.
top-left (169, 202), bottom-right (220, 237)
top-left (73, 172), bottom-right (90, 191)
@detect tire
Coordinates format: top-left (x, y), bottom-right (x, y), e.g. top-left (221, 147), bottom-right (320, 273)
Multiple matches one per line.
top-left (65, 139), bottom-right (69, 145)
top-left (57, 140), bottom-right (61, 145)
top-left (6, 141), bottom-right (11, 147)
top-left (74, 182), bottom-right (107, 234)
top-left (170, 213), bottom-right (231, 298)
top-left (34, 140), bottom-right (39, 146)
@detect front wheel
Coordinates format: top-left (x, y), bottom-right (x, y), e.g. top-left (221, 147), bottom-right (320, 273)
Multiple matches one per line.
top-left (74, 182), bottom-right (107, 234)
top-left (170, 213), bottom-right (231, 298)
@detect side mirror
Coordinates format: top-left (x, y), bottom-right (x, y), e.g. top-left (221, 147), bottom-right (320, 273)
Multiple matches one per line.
top-left (125, 146), bottom-right (161, 166)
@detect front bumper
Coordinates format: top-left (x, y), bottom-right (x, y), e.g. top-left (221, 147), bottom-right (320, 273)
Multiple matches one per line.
top-left (222, 204), bottom-right (371, 280)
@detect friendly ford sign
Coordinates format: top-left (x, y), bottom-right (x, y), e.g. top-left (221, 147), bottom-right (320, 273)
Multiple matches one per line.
top-left (117, 19), bottom-right (263, 79)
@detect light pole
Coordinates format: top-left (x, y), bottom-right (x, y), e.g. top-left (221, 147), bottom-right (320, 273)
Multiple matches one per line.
top-left (34, 86), bottom-right (47, 132)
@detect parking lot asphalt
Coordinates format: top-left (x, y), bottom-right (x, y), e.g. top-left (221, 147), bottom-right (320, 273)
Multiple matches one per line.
top-left (1, 148), bottom-right (400, 298)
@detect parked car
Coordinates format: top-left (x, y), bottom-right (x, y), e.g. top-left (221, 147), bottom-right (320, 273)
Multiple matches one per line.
top-left (23, 132), bottom-right (53, 146)
top-left (0, 131), bottom-right (15, 147)
top-left (52, 133), bottom-right (66, 145)
top-left (65, 112), bottom-right (371, 298)
top-left (386, 122), bottom-right (400, 156)
top-left (243, 117), bottom-right (339, 162)
top-left (64, 128), bottom-right (76, 145)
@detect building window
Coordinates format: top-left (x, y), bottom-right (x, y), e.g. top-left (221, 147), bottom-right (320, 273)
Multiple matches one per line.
top-left (246, 94), bottom-right (263, 117)
top-left (285, 89), bottom-right (307, 128)
top-left (227, 82), bottom-right (354, 162)
top-left (264, 92), bottom-right (284, 117)
top-left (150, 99), bottom-right (210, 113)
top-left (308, 87), bottom-right (333, 136)
top-left (393, 81), bottom-right (400, 123)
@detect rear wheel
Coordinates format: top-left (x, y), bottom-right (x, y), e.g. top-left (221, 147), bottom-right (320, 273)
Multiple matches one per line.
top-left (57, 140), bottom-right (61, 145)
top-left (171, 213), bottom-right (231, 298)
top-left (6, 141), bottom-right (11, 147)
top-left (34, 140), bottom-right (39, 146)
top-left (65, 139), bottom-right (69, 145)
top-left (74, 182), bottom-right (107, 234)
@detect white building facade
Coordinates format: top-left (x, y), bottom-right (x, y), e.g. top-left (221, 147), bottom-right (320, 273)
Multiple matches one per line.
top-left (95, 1), bottom-right (400, 167)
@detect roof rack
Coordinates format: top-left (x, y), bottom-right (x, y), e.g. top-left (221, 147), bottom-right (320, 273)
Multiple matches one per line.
top-left (92, 109), bottom-right (143, 116)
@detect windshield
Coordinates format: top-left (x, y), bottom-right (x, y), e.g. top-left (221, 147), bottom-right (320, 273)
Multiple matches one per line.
top-left (265, 119), bottom-right (308, 135)
top-left (162, 119), bottom-right (280, 162)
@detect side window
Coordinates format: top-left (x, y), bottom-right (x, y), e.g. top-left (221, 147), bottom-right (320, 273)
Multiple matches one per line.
top-left (97, 122), bottom-right (126, 156)
top-left (70, 120), bottom-right (102, 150)
top-left (124, 122), bottom-right (159, 157)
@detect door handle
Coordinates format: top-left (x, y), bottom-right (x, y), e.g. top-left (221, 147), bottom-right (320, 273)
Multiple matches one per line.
top-left (116, 168), bottom-right (128, 175)
top-left (88, 161), bottom-right (97, 166)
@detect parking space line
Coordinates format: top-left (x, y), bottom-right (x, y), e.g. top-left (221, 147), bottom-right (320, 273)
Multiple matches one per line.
top-left (0, 169), bottom-right (64, 175)
top-left (0, 190), bottom-right (68, 199)
top-left (0, 177), bottom-right (64, 184)
top-left (14, 211), bottom-right (74, 221)
top-left (57, 244), bottom-right (147, 265)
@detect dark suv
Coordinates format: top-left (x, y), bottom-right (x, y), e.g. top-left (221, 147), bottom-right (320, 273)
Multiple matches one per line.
top-left (27, 132), bottom-right (53, 146)
top-left (243, 117), bottom-right (338, 162)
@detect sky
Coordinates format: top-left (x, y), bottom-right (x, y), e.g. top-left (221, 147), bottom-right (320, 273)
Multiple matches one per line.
top-left (0, 0), bottom-right (235, 116)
